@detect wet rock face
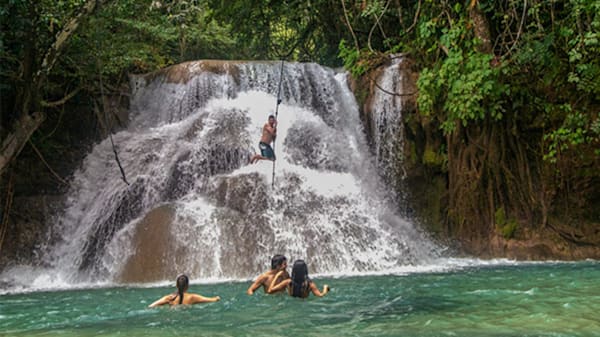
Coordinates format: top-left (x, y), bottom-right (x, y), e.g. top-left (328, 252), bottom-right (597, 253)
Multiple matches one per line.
top-left (473, 230), bottom-right (600, 260)
top-left (111, 166), bottom-right (416, 280)
top-left (117, 205), bottom-right (177, 283)
top-left (114, 174), bottom-right (274, 280)
top-left (162, 150), bottom-right (194, 201)
top-left (191, 109), bottom-right (252, 180)
top-left (206, 174), bottom-right (273, 277)
top-left (284, 121), bottom-right (351, 172)
top-left (208, 173), bottom-right (269, 214)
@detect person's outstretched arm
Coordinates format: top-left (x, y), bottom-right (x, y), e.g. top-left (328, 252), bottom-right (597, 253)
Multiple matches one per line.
top-left (247, 274), bottom-right (266, 295)
top-left (189, 294), bottom-right (220, 304)
top-left (267, 270), bottom-right (290, 294)
top-left (309, 282), bottom-right (329, 297)
top-left (148, 295), bottom-right (174, 308)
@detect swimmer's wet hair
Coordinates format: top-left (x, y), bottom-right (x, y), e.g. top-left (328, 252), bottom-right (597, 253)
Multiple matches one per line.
top-left (291, 260), bottom-right (309, 298)
top-left (176, 274), bottom-right (189, 304)
top-left (271, 254), bottom-right (287, 269)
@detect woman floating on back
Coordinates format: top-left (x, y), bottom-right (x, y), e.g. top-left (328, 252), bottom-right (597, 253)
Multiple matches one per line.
top-left (268, 260), bottom-right (329, 298)
top-left (148, 274), bottom-right (220, 307)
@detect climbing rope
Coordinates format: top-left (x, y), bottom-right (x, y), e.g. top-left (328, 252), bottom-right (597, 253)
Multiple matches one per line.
top-left (95, 26), bottom-right (129, 186)
top-left (272, 60), bottom-right (285, 188)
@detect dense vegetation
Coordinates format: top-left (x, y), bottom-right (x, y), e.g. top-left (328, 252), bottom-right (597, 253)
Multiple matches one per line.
top-left (335, 0), bottom-right (600, 248)
top-left (1, 0), bottom-right (599, 255)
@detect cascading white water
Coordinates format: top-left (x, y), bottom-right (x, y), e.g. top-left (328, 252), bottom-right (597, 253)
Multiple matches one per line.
top-left (3, 61), bottom-right (441, 289)
top-left (370, 56), bottom-right (411, 195)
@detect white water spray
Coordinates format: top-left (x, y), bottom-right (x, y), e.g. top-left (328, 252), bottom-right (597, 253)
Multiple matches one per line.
top-left (369, 56), bottom-right (418, 200)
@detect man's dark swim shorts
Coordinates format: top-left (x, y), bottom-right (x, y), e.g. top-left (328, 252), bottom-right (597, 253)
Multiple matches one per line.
top-left (259, 142), bottom-right (275, 160)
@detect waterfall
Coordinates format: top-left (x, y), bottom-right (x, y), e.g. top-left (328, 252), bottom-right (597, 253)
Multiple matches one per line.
top-left (369, 56), bottom-right (412, 198)
top-left (4, 60), bottom-right (441, 288)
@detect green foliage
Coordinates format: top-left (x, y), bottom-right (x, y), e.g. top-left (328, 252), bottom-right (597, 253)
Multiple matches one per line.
top-left (416, 20), bottom-right (508, 134)
top-left (566, 25), bottom-right (600, 97)
top-left (495, 207), bottom-right (518, 240)
top-left (489, 0), bottom-right (600, 164)
top-left (338, 39), bottom-right (388, 79)
top-left (422, 145), bottom-right (447, 171)
top-left (497, 0), bottom-right (600, 163)
top-left (500, 221), bottom-right (518, 240)
top-left (494, 207), bottom-right (507, 226)
top-left (0, 0), bottom-right (244, 146)
top-left (73, 0), bottom-right (237, 79)
top-left (336, 0), bottom-right (600, 171)
top-left (1, 0), bottom-right (88, 123)
top-left (543, 110), bottom-right (597, 163)
top-left (338, 40), bottom-right (366, 77)
top-left (208, 0), bottom-right (347, 64)
top-left (360, 0), bottom-right (386, 18)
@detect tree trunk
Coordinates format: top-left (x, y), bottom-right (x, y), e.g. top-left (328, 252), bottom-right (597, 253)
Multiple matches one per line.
top-left (0, 112), bottom-right (45, 173)
top-left (0, 0), bottom-right (109, 175)
top-left (35, 0), bottom-right (105, 87)
top-left (469, 0), bottom-right (493, 54)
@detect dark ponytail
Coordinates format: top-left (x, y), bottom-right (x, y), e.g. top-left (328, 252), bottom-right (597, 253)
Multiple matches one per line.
top-left (176, 274), bottom-right (189, 304)
top-left (291, 260), bottom-right (309, 298)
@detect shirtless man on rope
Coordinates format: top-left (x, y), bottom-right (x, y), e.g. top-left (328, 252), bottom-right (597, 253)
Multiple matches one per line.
top-left (250, 115), bottom-right (277, 164)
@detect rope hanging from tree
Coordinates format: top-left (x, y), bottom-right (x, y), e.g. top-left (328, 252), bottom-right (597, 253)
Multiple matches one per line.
top-left (271, 59), bottom-right (285, 188)
top-left (95, 26), bottom-right (129, 186)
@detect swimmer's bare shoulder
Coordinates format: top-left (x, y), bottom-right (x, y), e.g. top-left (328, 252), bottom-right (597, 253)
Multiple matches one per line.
top-left (247, 272), bottom-right (269, 295)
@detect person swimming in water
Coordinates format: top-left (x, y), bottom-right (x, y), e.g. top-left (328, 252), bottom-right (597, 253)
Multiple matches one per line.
top-left (246, 254), bottom-right (290, 295)
top-left (267, 259), bottom-right (329, 298)
top-left (148, 274), bottom-right (220, 307)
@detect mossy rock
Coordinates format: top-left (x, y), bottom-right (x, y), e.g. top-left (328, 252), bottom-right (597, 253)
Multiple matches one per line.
top-left (495, 207), bottom-right (518, 239)
top-left (422, 146), bottom-right (446, 169)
